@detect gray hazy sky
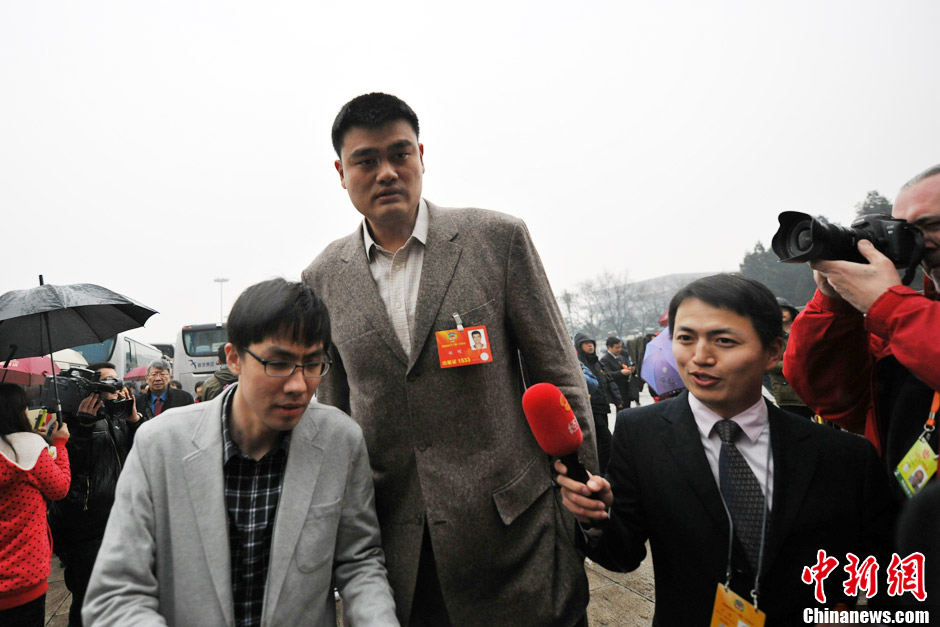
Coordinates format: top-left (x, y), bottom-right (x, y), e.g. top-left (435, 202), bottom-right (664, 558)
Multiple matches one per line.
top-left (2, 1), bottom-right (939, 345)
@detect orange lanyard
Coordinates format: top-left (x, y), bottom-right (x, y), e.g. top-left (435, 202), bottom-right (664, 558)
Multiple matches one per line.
top-left (922, 391), bottom-right (940, 433)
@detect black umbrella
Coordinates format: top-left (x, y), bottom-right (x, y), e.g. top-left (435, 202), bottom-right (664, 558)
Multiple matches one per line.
top-left (0, 276), bottom-right (158, 421)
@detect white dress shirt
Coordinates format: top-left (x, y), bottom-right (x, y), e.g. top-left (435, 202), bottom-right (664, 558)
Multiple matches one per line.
top-left (689, 393), bottom-right (774, 510)
top-left (362, 199), bottom-right (429, 356)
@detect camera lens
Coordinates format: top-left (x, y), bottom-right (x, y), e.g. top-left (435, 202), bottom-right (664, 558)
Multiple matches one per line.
top-left (787, 222), bottom-right (814, 255)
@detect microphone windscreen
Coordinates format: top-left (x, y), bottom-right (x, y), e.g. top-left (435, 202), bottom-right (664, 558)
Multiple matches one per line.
top-left (522, 382), bottom-right (583, 457)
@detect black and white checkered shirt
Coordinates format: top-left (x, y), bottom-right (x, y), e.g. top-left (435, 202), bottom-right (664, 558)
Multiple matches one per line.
top-left (221, 393), bottom-right (291, 627)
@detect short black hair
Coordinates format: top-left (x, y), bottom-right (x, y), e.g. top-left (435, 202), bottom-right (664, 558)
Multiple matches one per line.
top-left (87, 362), bottom-right (117, 373)
top-left (471, 330), bottom-right (482, 337)
top-left (332, 93), bottom-right (420, 157)
top-left (606, 336), bottom-right (622, 348)
top-left (217, 344), bottom-right (227, 363)
top-left (667, 274), bottom-right (783, 349)
top-left (227, 278), bottom-right (331, 353)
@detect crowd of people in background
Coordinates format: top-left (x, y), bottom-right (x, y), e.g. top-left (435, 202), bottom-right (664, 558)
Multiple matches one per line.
top-left (0, 91), bottom-right (937, 626)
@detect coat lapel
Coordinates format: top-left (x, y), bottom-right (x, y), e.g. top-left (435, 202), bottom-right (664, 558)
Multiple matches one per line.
top-left (763, 404), bottom-right (819, 570)
top-left (408, 202), bottom-right (461, 372)
top-left (264, 409), bottom-right (323, 617)
top-left (337, 229), bottom-right (409, 366)
top-left (182, 400), bottom-right (234, 625)
top-left (659, 392), bottom-right (729, 532)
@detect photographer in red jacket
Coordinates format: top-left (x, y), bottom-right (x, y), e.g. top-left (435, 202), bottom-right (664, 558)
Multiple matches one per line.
top-left (784, 164), bottom-right (940, 502)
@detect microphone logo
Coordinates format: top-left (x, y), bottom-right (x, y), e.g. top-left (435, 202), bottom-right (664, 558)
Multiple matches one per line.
top-left (559, 393), bottom-right (571, 413)
top-left (567, 418), bottom-right (579, 435)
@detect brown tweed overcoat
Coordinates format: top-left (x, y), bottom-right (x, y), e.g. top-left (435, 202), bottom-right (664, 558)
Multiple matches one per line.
top-left (303, 202), bottom-right (597, 626)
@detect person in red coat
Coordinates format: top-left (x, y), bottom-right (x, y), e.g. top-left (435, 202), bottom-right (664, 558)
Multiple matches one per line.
top-left (784, 164), bottom-right (940, 500)
top-left (0, 383), bottom-right (71, 626)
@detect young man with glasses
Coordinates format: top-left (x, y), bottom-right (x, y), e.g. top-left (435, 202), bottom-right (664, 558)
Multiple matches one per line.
top-left (135, 359), bottom-right (194, 419)
top-left (84, 278), bottom-right (398, 626)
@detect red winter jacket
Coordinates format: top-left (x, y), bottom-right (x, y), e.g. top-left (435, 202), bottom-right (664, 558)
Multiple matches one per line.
top-left (784, 279), bottom-right (940, 456)
top-left (0, 434), bottom-right (70, 610)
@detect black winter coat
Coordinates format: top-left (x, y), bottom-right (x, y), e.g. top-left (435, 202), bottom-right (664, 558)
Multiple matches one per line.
top-left (575, 333), bottom-right (622, 415)
top-left (48, 407), bottom-right (141, 548)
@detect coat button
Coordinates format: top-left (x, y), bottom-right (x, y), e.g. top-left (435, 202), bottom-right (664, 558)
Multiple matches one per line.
top-left (407, 372), bottom-right (419, 382)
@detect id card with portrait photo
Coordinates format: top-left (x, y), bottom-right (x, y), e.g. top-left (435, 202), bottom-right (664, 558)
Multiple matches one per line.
top-left (436, 325), bottom-right (492, 369)
top-left (894, 436), bottom-right (937, 498)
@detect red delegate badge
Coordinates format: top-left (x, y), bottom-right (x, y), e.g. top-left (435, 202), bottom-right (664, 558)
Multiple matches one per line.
top-left (436, 325), bottom-right (492, 368)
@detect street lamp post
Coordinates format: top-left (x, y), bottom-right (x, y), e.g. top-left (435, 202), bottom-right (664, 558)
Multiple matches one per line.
top-left (213, 278), bottom-right (229, 325)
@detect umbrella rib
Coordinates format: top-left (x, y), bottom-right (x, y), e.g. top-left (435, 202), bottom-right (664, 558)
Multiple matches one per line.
top-left (69, 306), bottom-right (101, 341)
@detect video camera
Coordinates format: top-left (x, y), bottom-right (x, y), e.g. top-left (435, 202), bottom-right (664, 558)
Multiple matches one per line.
top-left (36, 367), bottom-right (132, 419)
top-left (771, 212), bottom-right (925, 286)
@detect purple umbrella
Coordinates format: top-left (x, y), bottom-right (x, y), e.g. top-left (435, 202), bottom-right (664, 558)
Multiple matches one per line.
top-left (640, 327), bottom-right (685, 396)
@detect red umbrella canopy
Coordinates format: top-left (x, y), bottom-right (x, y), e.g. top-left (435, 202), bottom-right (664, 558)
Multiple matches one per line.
top-left (125, 365), bottom-right (148, 381)
top-left (658, 311), bottom-right (669, 327)
top-left (0, 356), bottom-right (60, 386)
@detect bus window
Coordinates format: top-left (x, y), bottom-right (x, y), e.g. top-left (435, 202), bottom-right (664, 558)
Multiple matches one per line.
top-left (125, 338), bottom-right (135, 371)
top-left (181, 327), bottom-right (227, 357)
top-left (71, 338), bottom-right (117, 365)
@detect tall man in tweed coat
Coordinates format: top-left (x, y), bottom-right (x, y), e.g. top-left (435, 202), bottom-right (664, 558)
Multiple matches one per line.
top-left (302, 93), bottom-right (597, 626)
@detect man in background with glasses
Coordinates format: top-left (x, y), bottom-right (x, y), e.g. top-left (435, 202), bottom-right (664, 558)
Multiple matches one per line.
top-left (135, 359), bottom-right (193, 419)
top-left (84, 278), bottom-right (398, 626)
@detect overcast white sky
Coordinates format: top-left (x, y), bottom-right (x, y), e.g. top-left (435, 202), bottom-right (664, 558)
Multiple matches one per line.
top-left (2, 1), bottom-right (939, 345)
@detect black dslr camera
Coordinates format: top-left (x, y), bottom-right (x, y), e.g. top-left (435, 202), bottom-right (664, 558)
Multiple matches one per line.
top-left (37, 367), bottom-right (132, 419)
top-left (771, 212), bottom-right (925, 286)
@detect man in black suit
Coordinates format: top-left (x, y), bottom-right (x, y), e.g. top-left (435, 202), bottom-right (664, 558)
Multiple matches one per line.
top-left (558, 274), bottom-right (899, 625)
top-left (135, 359), bottom-right (194, 419)
top-left (599, 336), bottom-right (635, 408)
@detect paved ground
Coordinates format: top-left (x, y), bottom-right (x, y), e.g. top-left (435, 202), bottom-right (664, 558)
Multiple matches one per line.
top-left (45, 553), bottom-right (656, 626)
top-left (44, 558), bottom-right (70, 627)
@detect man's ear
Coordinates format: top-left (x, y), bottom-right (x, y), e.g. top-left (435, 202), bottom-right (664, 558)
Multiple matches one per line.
top-left (764, 337), bottom-right (785, 371)
top-left (226, 343), bottom-right (242, 376)
top-left (418, 143), bottom-right (425, 174)
top-left (335, 159), bottom-right (347, 189)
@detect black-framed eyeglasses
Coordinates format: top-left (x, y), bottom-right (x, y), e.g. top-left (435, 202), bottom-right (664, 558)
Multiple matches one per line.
top-left (243, 347), bottom-right (332, 378)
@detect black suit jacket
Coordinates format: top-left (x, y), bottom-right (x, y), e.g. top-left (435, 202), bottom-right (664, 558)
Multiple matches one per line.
top-left (135, 387), bottom-right (194, 420)
top-left (590, 391), bottom-right (897, 626)
top-left (600, 352), bottom-right (630, 403)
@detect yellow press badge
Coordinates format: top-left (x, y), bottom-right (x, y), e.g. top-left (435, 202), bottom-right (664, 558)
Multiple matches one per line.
top-left (710, 584), bottom-right (765, 627)
top-left (894, 436), bottom-right (937, 498)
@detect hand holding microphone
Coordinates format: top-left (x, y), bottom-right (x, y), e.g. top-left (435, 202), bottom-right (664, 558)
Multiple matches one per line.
top-left (522, 383), bottom-right (612, 521)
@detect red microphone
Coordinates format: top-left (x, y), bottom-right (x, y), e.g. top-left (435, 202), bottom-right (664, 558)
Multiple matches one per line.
top-left (522, 382), bottom-right (593, 485)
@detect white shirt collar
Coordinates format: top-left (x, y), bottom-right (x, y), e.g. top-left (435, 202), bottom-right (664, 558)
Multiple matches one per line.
top-left (689, 393), bottom-right (768, 444)
top-left (362, 198), bottom-right (429, 257)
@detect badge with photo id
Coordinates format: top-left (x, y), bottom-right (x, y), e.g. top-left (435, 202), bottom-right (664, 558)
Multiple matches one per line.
top-left (710, 584), bottom-right (765, 627)
top-left (436, 325), bottom-right (492, 369)
top-left (894, 436), bottom-right (937, 499)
